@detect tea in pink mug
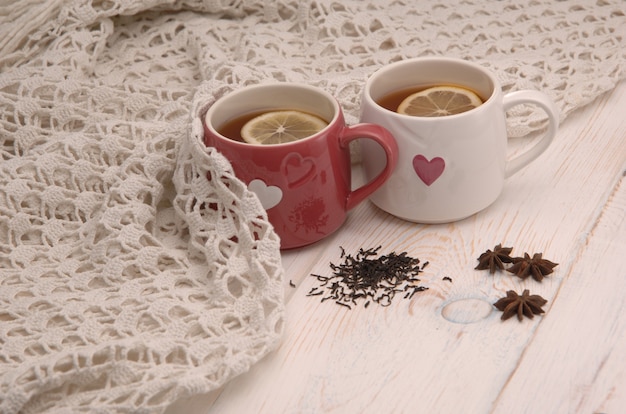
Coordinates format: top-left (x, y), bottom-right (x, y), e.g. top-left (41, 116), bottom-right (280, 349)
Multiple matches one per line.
top-left (204, 83), bottom-right (398, 249)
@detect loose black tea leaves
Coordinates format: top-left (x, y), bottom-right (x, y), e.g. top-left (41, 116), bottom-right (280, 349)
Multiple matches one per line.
top-left (308, 246), bottom-right (429, 309)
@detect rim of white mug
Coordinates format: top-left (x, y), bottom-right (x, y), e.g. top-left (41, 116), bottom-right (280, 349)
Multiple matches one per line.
top-left (204, 82), bottom-right (340, 148)
top-left (363, 57), bottom-right (499, 121)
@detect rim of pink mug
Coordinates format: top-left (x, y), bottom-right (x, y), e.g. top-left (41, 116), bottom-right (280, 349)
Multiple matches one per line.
top-left (204, 82), bottom-right (342, 148)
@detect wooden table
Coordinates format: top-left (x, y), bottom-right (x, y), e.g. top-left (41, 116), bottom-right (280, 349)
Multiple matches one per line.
top-left (168, 81), bottom-right (626, 413)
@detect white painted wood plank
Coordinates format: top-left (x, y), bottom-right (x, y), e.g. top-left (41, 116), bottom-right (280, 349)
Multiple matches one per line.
top-left (492, 173), bottom-right (626, 414)
top-left (201, 83), bottom-right (626, 413)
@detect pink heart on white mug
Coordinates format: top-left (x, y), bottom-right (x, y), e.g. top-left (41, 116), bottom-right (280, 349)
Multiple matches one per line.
top-left (248, 179), bottom-right (283, 210)
top-left (412, 155), bottom-right (445, 186)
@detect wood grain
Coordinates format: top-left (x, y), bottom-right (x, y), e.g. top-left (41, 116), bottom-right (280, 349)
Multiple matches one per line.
top-left (170, 82), bottom-right (626, 413)
top-left (493, 174), bottom-right (626, 414)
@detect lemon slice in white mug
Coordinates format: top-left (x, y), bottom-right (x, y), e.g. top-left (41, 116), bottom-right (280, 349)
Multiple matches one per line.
top-left (397, 85), bottom-right (483, 117)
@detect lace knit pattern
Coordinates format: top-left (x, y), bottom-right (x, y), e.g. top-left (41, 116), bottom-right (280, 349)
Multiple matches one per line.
top-left (0, 0), bottom-right (624, 412)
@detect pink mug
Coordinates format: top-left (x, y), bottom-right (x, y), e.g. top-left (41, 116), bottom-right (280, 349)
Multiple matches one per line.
top-left (204, 83), bottom-right (398, 249)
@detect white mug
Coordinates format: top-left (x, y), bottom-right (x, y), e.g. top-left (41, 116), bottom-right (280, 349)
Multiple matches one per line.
top-left (360, 57), bottom-right (559, 223)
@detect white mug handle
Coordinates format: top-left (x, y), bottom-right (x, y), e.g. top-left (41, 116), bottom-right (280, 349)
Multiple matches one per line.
top-left (503, 90), bottom-right (559, 177)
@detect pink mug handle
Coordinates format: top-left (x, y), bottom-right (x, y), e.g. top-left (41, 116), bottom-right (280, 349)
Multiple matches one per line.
top-left (340, 124), bottom-right (398, 210)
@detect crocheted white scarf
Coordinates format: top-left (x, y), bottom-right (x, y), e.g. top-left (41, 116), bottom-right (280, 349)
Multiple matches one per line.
top-left (1, 0), bottom-right (624, 412)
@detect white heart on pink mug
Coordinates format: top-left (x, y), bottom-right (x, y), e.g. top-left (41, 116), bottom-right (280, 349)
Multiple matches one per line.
top-left (248, 179), bottom-right (283, 210)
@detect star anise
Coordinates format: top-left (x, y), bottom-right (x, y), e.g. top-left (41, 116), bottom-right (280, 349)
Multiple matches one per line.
top-left (507, 252), bottom-right (558, 281)
top-left (494, 289), bottom-right (548, 321)
top-left (475, 244), bottom-right (514, 273)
